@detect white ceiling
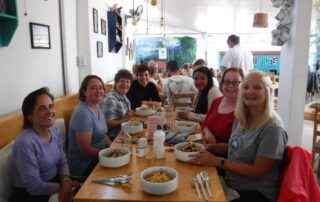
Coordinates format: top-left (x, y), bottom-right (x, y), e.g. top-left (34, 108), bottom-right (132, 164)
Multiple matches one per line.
top-left (117, 0), bottom-right (280, 35)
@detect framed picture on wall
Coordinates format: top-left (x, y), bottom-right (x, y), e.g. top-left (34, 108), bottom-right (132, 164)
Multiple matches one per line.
top-left (29, 22), bottom-right (51, 49)
top-left (101, 19), bottom-right (106, 35)
top-left (97, 41), bottom-right (103, 58)
top-left (93, 8), bottom-right (98, 33)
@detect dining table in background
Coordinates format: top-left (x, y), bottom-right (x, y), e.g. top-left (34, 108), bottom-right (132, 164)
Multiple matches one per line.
top-left (74, 111), bottom-right (227, 202)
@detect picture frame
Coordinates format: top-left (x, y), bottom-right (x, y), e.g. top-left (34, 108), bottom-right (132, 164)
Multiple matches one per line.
top-left (101, 18), bottom-right (106, 35)
top-left (29, 22), bottom-right (51, 49)
top-left (97, 41), bottom-right (103, 58)
top-left (93, 8), bottom-right (98, 33)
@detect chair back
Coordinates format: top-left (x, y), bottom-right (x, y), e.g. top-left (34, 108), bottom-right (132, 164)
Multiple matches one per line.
top-left (278, 146), bottom-right (320, 202)
top-left (312, 104), bottom-right (320, 169)
top-left (171, 92), bottom-right (194, 109)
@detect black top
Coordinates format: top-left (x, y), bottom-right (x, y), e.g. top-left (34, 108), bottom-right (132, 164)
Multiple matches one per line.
top-left (127, 80), bottom-right (161, 109)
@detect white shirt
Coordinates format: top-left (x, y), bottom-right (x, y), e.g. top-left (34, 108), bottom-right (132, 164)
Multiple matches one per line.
top-left (163, 75), bottom-right (197, 103)
top-left (221, 44), bottom-right (253, 75)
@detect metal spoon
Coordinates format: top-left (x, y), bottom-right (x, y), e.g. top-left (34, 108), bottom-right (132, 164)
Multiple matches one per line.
top-left (200, 171), bottom-right (212, 197)
top-left (192, 175), bottom-right (201, 199)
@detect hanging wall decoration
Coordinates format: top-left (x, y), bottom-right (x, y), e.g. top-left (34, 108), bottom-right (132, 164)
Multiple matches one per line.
top-left (270, 0), bottom-right (294, 46)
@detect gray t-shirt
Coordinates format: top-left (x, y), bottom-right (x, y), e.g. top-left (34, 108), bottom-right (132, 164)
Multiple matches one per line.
top-left (225, 117), bottom-right (288, 202)
top-left (67, 102), bottom-right (108, 176)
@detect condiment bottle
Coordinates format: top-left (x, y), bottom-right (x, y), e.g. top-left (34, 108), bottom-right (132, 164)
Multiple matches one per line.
top-left (153, 124), bottom-right (165, 159)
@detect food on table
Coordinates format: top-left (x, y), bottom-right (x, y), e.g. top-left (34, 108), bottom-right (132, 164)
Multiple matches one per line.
top-left (144, 170), bottom-right (173, 183)
top-left (105, 150), bottom-right (125, 158)
top-left (180, 142), bottom-right (199, 152)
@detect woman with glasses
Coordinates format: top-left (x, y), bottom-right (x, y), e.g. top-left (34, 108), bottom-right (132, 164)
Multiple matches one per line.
top-left (190, 71), bottom-right (288, 202)
top-left (202, 67), bottom-right (244, 144)
top-left (67, 75), bottom-right (111, 180)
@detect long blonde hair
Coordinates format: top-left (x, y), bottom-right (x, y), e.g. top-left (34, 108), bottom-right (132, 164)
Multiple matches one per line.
top-left (235, 71), bottom-right (274, 131)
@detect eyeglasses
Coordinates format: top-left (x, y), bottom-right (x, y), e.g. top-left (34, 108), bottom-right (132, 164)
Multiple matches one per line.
top-left (222, 80), bottom-right (241, 86)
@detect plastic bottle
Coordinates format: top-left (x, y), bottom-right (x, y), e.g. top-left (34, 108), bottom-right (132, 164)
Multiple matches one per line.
top-left (153, 124), bottom-right (165, 159)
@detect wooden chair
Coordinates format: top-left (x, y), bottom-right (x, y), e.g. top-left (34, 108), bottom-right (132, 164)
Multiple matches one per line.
top-left (171, 92), bottom-right (194, 109)
top-left (312, 104), bottom-right (320, 170)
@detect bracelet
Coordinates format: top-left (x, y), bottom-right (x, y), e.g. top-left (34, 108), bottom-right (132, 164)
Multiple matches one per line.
top-left (219, 158), bottom-right (225, 168)
top-left (62, 177), bottom-right (72, 183)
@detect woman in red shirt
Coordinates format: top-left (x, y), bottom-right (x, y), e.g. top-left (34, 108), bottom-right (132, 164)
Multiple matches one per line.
top-left (202, 67), bottom-right (244, 143)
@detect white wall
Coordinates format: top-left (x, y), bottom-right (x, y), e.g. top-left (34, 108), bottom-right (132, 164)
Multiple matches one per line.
top-left (77, 0), bottom-right (124, 83)
top-left (61, 0), bottom-right (79, 94)
top-left (0, 0), bottom-right (64, 115)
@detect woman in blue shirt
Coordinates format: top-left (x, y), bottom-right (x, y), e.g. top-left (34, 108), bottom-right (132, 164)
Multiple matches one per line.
top-left (10, 87), bottom-right (74, 202)
top-left (67, 75), bottom-right (111, 179)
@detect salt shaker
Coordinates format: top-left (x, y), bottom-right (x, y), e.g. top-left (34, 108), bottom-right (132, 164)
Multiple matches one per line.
top-left (136, 137), bottom-right (148, 157)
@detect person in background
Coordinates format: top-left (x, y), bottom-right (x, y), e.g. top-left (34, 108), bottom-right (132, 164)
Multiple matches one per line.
top-left (100, 69), bottom-right (133, 141)
top-left (177, 67), bottom-right (222, 122)
top-left (126, 64), bottom-right (161, 109)
top-left (131, 64), bottom-right (139, 80)
top-left (182, 63), bottom-right (192, 77)
top-left (202, 67), bottom-right (244, 144)
top-left (189, 71), bottom-right (288, 202)
top-left (10, 87), bottom-right (77, 202)
top-left (148, 62), bottom-right (163, 93)
top-left (67, 75), bottom-right (111, 180)
top-left (163, 60), bottom-right (197, 104)
top-left (193, 58), bottom-right (207, 70)
top-left (220, 34), bottom-right (253, 75)
top-left (209, 67), bottom-right (220, 87)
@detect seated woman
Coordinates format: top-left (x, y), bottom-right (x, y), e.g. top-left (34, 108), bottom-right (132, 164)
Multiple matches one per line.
top-left (177, 67), bottom-right (222, 122)
top-left (189, 71), bottom-right (288, 202)
top-left (100, 69), bottom-right (133, 140)
top-left (126, 64), bottom-right (161, 109)
top-left (202, 67), bottom-right (244, 144)
top-left (148, 63), bottom-right (163, 93)
top-left (9, 87), bottom-right (75, 202)
top-left (67, 75), bottom-right (111, 179)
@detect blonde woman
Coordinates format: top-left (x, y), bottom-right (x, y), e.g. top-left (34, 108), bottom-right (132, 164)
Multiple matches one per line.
top-left (189, 71), bottom-right (288, 202)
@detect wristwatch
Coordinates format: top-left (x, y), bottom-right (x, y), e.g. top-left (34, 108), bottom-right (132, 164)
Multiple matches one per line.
top-left (219, 158), bottom-right (225, 168)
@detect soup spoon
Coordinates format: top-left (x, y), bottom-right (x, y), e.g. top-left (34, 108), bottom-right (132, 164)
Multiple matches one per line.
top-left (200, 171), bottom-right (212, 197)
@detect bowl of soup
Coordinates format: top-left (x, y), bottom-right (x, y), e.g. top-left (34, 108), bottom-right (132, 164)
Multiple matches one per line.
top-left (121, 121), bottom-right (143, 134)
top-left (140, 166), bottom-right (178, 195)
top-left (174, 142), bottom-right (204, 162)
top-left (175, 121), bottom-right (197, 133)
top-left (99, 147), bottom-right (131, 168)
top-left (135, 107), bottom-right (153, 116)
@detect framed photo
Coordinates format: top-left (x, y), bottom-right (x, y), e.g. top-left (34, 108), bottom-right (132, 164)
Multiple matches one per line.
top-left (29, 22), bottom-right (51, 49)
top-left (93, 8), bottom-right (98, 33)
top-left (101, 19), bottom-right (106, 35)
top-left (97, 41), bottom-right (103, 58)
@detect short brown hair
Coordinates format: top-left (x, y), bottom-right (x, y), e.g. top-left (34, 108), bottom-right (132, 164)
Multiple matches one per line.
top-left (79, 75), bottom-right (105, 101)
top-left (136, 64), bottom-right (150, 75)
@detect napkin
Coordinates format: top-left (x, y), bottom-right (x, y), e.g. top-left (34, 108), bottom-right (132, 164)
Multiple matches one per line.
top-left (165, 132), bottom-right (189, 144)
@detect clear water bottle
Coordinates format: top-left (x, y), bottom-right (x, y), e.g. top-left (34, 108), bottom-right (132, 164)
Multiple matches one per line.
top-left (153, 125), bottom-right (165, 159)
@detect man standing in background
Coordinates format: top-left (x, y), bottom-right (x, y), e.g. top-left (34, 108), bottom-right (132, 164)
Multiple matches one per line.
top-left (220, 34), bottom-right (253, 75)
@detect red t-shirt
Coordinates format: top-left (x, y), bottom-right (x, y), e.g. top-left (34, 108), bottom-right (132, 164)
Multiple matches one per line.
top-left (202, 96), bottom-right (234, 143)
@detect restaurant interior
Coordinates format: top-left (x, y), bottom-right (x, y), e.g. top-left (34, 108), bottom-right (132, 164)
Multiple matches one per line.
top-left (0, 0), bottom-right (319, 201)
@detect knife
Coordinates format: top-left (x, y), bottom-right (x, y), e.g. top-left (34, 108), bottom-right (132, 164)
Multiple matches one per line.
top-left (92, 173), bottom-right (133, 184)
top-left (196, 174), bottom-right (209, 201)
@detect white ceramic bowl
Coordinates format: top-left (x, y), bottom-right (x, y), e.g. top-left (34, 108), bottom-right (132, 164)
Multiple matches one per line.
top-left (175, 106), bottom-right (193, 113)
top-left (174, 142), bottom-right (205, 162)
top-left (121, 121), bottom-right (143, 134)
top-left (135, 107), bottom-right (153, 116)
top-left (99, 147), bottom-right (131, 168)
top-left (175, 121), bottom-right (197, 133)
top-left (140, 166), bottom-right (178, 195)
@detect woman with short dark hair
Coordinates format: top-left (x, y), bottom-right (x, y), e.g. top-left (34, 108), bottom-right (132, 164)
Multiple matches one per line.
top-left (100, 69), bottom-right (134, 140)
top-left (126, 64), bottom-right (161, 109)
top-left (10, 87), bottom-right (74, 202)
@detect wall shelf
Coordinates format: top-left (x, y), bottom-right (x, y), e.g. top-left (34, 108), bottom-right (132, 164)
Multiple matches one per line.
top-left (0, 0), bottom-right (18, 47)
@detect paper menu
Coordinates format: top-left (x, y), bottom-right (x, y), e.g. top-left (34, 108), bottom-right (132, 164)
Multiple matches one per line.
top-left (147, 116), bottom-right (166, 139)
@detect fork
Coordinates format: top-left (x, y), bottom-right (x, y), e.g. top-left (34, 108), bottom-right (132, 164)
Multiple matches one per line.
top-left (192, 175), bottom-right (201, 199)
